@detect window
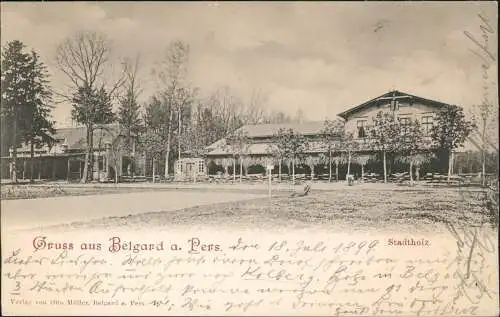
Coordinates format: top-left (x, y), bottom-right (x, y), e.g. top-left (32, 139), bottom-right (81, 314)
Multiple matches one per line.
top-left (357, 120), bottom-right (367, 138)
top-left (422, 116), bottom-right (433, 135)
top-left (198, 160), bottom-right (205, 173)
top-left (399, 117), bottom-right (410, 134)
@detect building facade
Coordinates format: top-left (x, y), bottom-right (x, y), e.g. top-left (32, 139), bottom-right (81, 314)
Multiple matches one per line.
top-left (0, 123), bottom-right (145, 182)
top-left (204, 90), bottom-right (495, 180)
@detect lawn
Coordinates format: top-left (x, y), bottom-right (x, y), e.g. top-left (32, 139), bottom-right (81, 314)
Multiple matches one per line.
top-left (47, 186), bottom-right (497, 234)
top-left (0, 183), bottom-right (167, 200)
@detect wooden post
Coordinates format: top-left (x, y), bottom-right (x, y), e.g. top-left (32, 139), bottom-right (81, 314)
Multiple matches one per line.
top-left (79, 160), bottom-right (82, 179)
top-left (67, 158), bottom-right (71, 182)
top-left (38, 156), bottom-right (42, 180)
top-left (52, 158), bottom-right (56, 180)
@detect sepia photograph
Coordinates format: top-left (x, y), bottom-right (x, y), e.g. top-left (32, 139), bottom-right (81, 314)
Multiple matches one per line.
top-left (1, 2), bottom-right (498, 316)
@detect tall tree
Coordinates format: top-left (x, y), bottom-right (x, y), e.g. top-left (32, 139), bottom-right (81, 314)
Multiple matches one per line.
top-left (398, 119), bottom-right (425, 186)
top-left (1, 40), bottom-right (54, 183)
top-left (321, 119), bottom-right (344, 182)
top-left (341, 132), bottom-right (359, 181)
top-left (155, 40), bottom-right (193, 178)
top-left (431, 105), bottom-right (474, 181)
top-left (71, 85), bottom-right (115, 181)
top-left (118, 55), bottom-right (143, 178)
top-left (23, 51), bottom-right (56, 183)
top-left (470, 103), bottom-right (498, 186)
top-left (226, 129), bottom-right (250, 182)
top-left (56, 30), bottom-right (124, 182)
top-left (279, 128), bottom-right (309, 185)
top-left (267, 128), bottom-right (289, 182)
top-left (243, 88), bottom-right (268, 125)
top-left (371, 111), bottom-right (401, 183)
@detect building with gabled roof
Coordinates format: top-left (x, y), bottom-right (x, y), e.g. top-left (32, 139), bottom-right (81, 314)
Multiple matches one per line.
top-left (203, 90), bottom-right (498, 180)
top-left (1, 123), bottom-right (145, 182)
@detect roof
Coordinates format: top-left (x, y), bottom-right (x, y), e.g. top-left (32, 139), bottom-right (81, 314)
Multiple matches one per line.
top-left (17, 123), bottom-right (126, 152)
top-left (206, 140), bottom-right (328, 156)
top-left (338, 90), bottom-right (451, 120)
top-left (233, 121), bottom-right (328, 138)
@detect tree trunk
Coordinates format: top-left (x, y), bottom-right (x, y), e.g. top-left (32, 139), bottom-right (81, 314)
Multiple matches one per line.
top-left (52, 159), bottom-right (56, 180)
top-left (292, 157), bottom-right (296, 185)
top-left (346, 153), bottom-right (351, 180)
top-left (38, 155), bottom-right (42, 180)
top-left (30, 139), bottom-right (35, 184)
top-left (11, 119), bottom-right (17, 183)
top-left (239, 156), bottom-right (243, 183)
top-left (81, 125), bottom-right (91, 183)
top-left (152, 158), bottom-right (156, 184)
top-left (335, 161), bottom-right (339, 182)
top-left (178, 106), bottom-right (182, 161)
top-left (361, 164), bottom-right (364, 182)
top-left (416, 166), bottom-right (420, 181)
top-left (278, 159), bottom-right (282, 182)
top-left (328, 149), bottom-right (332, 183)
top-left (409, 160), bottom-right (413, 186)
top-left (447, 152), bottom-right (453, 182)
top-left (233, 157), bottom-right (236, 182)
top-left (383, 151), bottom-right (387, 183)
top-left (309, 164), bottom-right (314, 180)
top-left (114, 164), bottom-right (119, 184)
top-left (88, 128), bottom-right (94, 181)
top-left (165, 108), bottom-right (174, 178)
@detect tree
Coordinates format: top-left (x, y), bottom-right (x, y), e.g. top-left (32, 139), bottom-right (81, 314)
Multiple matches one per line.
top-left (470, 103), bottom-right (498, 186)
top-left (273, 128), bottom-right (309, 185)
top-left (321, 119), bottom-right (344, 182)
top-left (268, 128), bottom-right (289, 182)
top-left (1, 40), bottom-right (55, 183)
top-left (23, 51), bottom-right (56, 183)
top-left (118, 55), bottom-right (143, 178)
top-left (226, 129), bottom-right (250, 182)
top-left (71, 85), bottom-right (116, 181)
top-left (56, 30), bottom-right (124, 183)
top-left (398, 119), bottom-right (425, 185)
top-left (341, 132), bottom-right (358, 180)
top-left (371, 111), bottom-right (401, 183)
top-left (155, 40), bottom-right (194, 178)
top-left (354, 155), bottom-right (372, 182)
top-left (431, 105), bottom-right (474, 181)
top-left (243, 88), bottom-right (268, 125)
top-left (138, 127), bottom-right (166, 183)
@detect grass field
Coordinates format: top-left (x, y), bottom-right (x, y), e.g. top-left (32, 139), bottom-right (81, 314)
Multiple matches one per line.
top-left (46, 186), bottom-right (497, 234)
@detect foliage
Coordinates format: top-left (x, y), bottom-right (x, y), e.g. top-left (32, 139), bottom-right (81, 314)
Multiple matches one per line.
top-left (71, 85), bottom-right (115, 126)
top-left (321, 119), bottom-right (344, 155)
top-left (118, 55), bottom-right (143, 156)
top-left (370, 111), bottom-right (401, 153)
top-left (226, 128), bottom-right (250, 158)
top-left (398, 119), bottom-right (425, 160)
top-left (431, 105), bottom-right (475, 153)
top-left (1, 40), bottom-right (55, 182)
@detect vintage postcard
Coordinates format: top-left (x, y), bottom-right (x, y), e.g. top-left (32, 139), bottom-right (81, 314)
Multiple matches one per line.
top-left (1, 2), bottom-right (498, 316)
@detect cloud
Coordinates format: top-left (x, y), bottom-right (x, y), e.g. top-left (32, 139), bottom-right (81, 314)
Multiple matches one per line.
top-left (1, 2), bottom-right (498, 126)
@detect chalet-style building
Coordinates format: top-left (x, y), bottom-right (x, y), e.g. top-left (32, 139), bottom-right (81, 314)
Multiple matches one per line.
top-left (0, 123), bottom-right (144, 182)
top-left (204, 90), bottom-right (497, 180)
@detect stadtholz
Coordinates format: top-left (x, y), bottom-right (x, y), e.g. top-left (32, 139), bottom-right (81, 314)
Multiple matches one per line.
top-left (388, 238), bottom-right (430, 246)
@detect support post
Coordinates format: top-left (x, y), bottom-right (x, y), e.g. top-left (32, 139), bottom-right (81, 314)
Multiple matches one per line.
top-left (52, 158), bottom-right (56, 180)
top-left (67, 158), bottom-right (71, 182)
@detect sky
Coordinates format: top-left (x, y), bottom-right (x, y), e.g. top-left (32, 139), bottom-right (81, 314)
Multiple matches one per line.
top-left (1, 2), bottom-right (498, 127)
